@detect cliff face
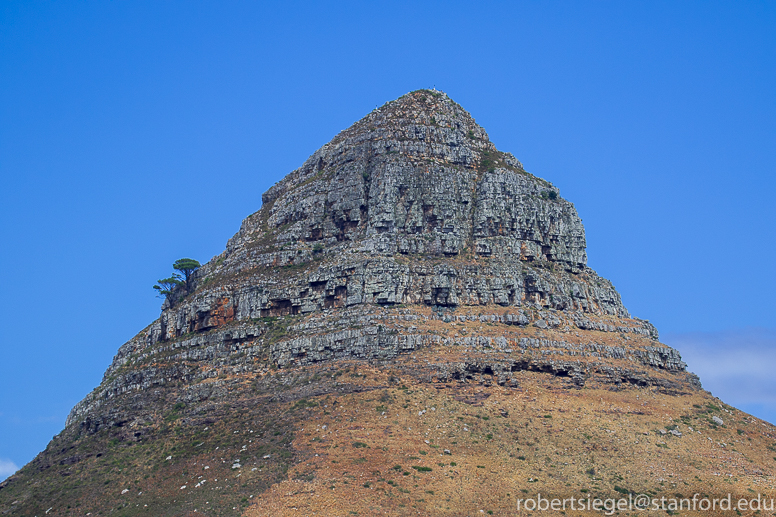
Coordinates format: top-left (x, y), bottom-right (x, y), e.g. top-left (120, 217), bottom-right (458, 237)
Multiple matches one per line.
top-left (67, 90), bottom-right (677, 428)
top-left (2, 90), bottom-right (774, 517)
top-left (225, 90), bottom-right (586, 270)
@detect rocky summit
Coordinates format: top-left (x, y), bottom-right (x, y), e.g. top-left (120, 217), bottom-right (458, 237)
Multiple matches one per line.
top-left (2, 90), bottom-right (774, 516)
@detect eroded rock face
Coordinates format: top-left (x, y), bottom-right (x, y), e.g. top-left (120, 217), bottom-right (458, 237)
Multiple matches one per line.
top-left (4, 90), bottom-right (727, 517)
top-left (134, 91), bottom-right (625, 347)
top-left (222, 90), bottom-right (585, 270)
top-left (65, 89), bottom-right (697, 428)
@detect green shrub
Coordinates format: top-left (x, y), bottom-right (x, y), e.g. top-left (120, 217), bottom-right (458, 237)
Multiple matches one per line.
top-left (293, 399), bottom-right (318, 409)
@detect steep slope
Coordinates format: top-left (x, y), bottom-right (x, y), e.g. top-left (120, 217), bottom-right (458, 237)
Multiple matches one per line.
top-left (1, 90), bottom-right (774, 516)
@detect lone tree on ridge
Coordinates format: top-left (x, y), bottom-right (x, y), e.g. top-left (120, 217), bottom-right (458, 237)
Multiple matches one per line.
top-left (153, 275), bottom-right (183, 306)
top-left (153, 258), bottom-right (201, 306)
top-left (173, 258), bottom-right (201, 294)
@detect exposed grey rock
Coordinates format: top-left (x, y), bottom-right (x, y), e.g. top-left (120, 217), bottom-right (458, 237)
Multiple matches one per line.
top-left (64, 89), bottom-right (699, 431)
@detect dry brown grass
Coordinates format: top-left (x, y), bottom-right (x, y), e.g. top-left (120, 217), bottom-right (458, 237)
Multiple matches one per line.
top-left (244, 360), bottom-right (776, 516)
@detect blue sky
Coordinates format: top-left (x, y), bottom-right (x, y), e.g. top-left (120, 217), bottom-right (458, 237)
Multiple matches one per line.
top-left (1, 1), bottom-right (774, 480)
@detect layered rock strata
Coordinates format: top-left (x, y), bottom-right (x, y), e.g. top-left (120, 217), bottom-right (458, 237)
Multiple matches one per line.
top-left (1, 90), bottom-right (735, 517)
top-left (66, 89), bottom-right (697, 428)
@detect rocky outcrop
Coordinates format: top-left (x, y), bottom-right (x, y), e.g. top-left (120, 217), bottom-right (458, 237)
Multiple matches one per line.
top-left (67, 88), bottom-right (696, 432)
top-left (216, 91), bottom-right (587, 273)
top-left (4, 90), bottom-right (727, 517)
top-left (117, 88), bottom-right (631, 349)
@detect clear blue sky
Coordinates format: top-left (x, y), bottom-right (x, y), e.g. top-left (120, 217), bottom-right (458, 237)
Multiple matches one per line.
top-left (1, 1), bottom-right (774, 479)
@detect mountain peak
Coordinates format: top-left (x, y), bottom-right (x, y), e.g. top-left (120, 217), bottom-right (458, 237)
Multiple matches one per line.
top-left (325, 89), bottom-right (505, 173)
top-left (5, 92), bottom-right (772, 517)
top-left (334, 89), bottom-right (492, 152)
top-left (217, 89), bottom-right (584, 294)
